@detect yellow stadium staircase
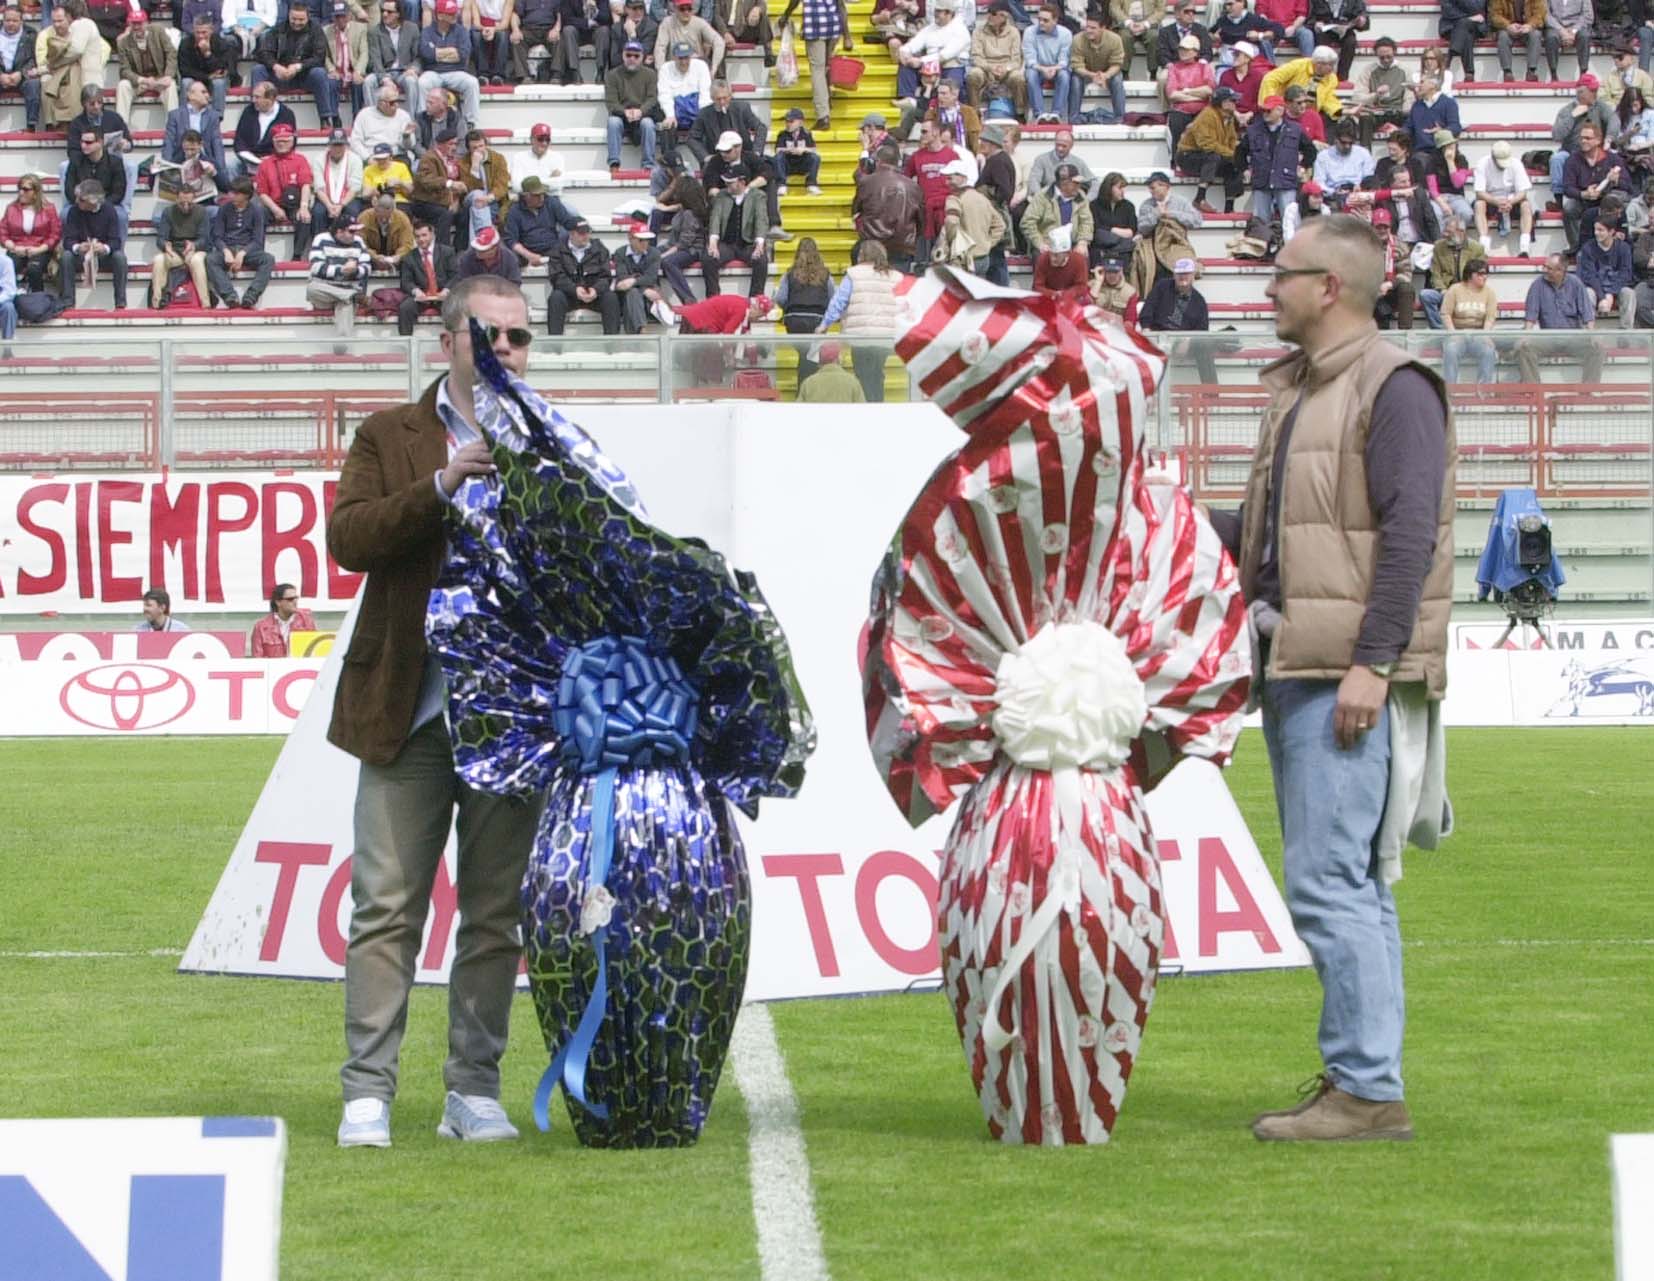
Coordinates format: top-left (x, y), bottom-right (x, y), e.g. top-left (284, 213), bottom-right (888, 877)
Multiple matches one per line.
top-left (766, 0), bottom-right (910, 398)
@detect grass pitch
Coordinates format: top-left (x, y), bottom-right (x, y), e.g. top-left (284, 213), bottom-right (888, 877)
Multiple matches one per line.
top-left (1, 730), bottom-right (1650, 1280)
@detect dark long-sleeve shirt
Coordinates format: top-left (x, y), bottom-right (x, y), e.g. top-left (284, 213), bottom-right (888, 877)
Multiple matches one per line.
top-left (210, 199), bottom-right (269, 252)
top-left (1577, 236), bottom-right (1635, 295)
top-left (63, 202), bottom-right (123, 254)
top-left (1210, 366), bottom-right (1448, 666)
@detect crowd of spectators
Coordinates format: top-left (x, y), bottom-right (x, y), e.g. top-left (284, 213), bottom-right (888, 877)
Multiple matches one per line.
top-left (1, 0), bottom-right (1653, 374)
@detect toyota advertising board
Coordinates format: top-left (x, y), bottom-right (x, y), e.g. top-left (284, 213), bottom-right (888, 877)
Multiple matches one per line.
top-left (2, 659), bottom-right (323, 735)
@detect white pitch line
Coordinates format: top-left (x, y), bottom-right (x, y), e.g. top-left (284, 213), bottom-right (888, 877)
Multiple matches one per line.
top-left (731, 1003), bottom-right (830, 1281)
top-left (0, 948), bottom-right (185, 959)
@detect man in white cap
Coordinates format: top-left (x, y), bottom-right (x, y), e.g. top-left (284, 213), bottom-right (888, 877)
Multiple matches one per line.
top-left (612, 223), bottom-right (667, 333)
top-left (941, 155), bottom-right (1003, 275)
top-left (1139, 255), bottom-right (1216, 381)
top-left (1473, 139), bottom-right (1534, 255)
top-left (1033, 223), bottom-right (1088, 296)
top-left (895, 0), bottom-right (969, 101)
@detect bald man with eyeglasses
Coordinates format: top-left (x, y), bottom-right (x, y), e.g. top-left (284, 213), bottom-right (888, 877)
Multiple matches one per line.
top-left (327, 273), bottom-right (544, 1151)
top-left (1207, 214), bottom-right (1455, 1144)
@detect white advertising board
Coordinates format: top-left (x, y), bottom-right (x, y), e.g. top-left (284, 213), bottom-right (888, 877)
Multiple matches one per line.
top-left (0, 1116), bottom-right (285, 1281)
top-left (0, 659), bottom-right (322, 735)
top-left (182, 404), bottom-right (1308, 1000)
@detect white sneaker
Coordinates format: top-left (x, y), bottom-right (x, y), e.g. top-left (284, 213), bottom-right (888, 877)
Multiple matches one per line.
top-left (777, 182), bottom-right (788, 195)
top-left (436, 1090), bottom-right (520, 1142)
top-left (807, 183), bottom-right (822, 195)
top-left (1518, 234), bottom-right (1532, 257)
top-left (338, 1097), bottom-right (391, 1148)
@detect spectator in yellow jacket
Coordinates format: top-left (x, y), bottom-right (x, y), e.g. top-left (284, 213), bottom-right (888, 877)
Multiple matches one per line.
top-left (1259, 46), bottom-right (1341, 118)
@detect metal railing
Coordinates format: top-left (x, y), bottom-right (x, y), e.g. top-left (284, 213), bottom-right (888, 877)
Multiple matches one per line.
top-left (1, 328), bottom-right (1647, 604)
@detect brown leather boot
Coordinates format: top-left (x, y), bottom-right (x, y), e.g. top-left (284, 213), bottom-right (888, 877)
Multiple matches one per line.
top-left (1252, 1085), bottom-right (1414, 1142)
top-left (1251, 1073), bottom-right (1334, 1126)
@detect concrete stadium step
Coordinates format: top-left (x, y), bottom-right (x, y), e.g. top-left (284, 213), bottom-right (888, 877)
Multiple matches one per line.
top-left (0, 70), bottom-right (1600, 138)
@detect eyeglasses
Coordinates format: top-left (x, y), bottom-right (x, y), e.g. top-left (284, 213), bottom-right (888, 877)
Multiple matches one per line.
top-left (448, 323), bottom-right (536, 349)
top-left (1271, 267), bottom-right (1329, 283)
top-left (279, 595), bottom-right (299, 603)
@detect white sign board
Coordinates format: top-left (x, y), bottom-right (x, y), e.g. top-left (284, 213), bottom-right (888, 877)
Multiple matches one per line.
top-left (1453, 619), bottom-right (1654, 652)
top-left (181, 404), bottom-right (1309, 1000)
top-left (1613, 1134), bottom-right (1654, 1281)
top-left (0, 1117), bottom-right (285, 1281)
top-left (0, 659), bottom-right (322, 735)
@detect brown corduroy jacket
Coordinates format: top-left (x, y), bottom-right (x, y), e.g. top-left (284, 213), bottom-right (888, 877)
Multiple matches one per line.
top-left (326, 379), bottom-right (449, 764)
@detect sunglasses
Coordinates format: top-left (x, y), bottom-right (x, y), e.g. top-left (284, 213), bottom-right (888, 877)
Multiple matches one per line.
top-left (452, 323), bottom-right (535, 349)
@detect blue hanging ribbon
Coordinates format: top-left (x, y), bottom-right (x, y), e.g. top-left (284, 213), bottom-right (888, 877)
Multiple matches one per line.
top-left (533, 635), bottom-right (698, 1133)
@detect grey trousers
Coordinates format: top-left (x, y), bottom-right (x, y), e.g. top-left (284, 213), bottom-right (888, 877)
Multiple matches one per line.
top-left (340, 716), bottom-right (543, 1103)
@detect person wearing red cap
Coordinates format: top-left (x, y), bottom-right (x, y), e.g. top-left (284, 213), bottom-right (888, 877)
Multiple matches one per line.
top-left (417, 0), bottom-right (482, 126)
top-left (254, 121), bottom-right (317, 258)
top-left (457, 221), bottom-right (522, 282)
top-left (1283, 177), bottom-right (1326, 242)
top-left (113, 4), bottom-right (176, 118)
top-left (1238, 91), bottom-right (1309, 225)
top-left (250, 1), bottom-right (342, 129)
top-left (1366, 204), bottom-right (1414, 330)
top-left (509, 121), bottom-right (567, 193)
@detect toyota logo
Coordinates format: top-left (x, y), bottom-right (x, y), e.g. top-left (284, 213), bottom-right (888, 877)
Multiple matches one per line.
top-left (60, 664), bottom-right (196, 732)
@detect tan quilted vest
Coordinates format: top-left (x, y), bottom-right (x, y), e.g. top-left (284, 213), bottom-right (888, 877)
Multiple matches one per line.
top-left (1237, 324), bottom-right (1457, 699)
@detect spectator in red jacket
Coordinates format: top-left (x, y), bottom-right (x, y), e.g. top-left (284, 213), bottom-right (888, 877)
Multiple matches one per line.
top-left (0, 175), bottom-right (62, 294)
top-left (249, 582), bottom-right (316, 657)
top-left (675, 291), bottom-right (771, 332)
top-left (1032, 225), bottom-right (1089, 298)
top-left (254, 122), bottom-right (316, 259)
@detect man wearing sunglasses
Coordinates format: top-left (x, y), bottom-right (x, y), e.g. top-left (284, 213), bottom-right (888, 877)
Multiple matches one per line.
top-left (329, 274), bottom-right (543, 1150)
top-left (1206, 213), bottom-right (1454, 1144)
top-left (249, 583), bottom-right (316, 657)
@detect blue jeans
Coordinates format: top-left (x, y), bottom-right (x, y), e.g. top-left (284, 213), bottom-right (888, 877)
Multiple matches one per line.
top-left (1549, 149), bottom-right (1568, 198)
top-left (1068, 71), bottom-right (1124, 122)
top-left (607, 113), bottom-right (658, 167)
top-left (466, 190), bottom-right (497, 240)
top-left (1287, 25), bottom-right (1316, 55)
top-left (1252, 187), bottom-right (1294, 222)
top-left (249, 64), bottom-right (339, 121)
top-left (1443, 333), bottom-right (1496, 383)
top-left (1025, 66), bottom-right (1071, 120)
top-left (1420, 286), bottom-right (1445, 329)
top-left (1261, 676), bottom-right (1404, 1102)
top-left (0, 299), bottom-right (14, 338)
top-left (17, 74), bottom-right (41, 129)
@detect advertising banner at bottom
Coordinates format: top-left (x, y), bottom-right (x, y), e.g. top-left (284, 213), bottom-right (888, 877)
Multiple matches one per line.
top-left (0, 659), bottom-right (322, 735)
top-left (182, 405), bottom-right (1307, 1000)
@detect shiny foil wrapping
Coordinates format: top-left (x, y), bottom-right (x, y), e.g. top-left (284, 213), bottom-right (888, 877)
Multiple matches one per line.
top-left (862, 270), bottom-right (1251, 1145)
top-left (524, 764), bottom-right (748, 1148)
top-left (427, 337), bottom-right (814, 1147)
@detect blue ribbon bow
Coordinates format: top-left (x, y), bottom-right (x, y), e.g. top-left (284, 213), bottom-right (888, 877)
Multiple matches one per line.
top-left (533, 634), bottom-right (698, 1133)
